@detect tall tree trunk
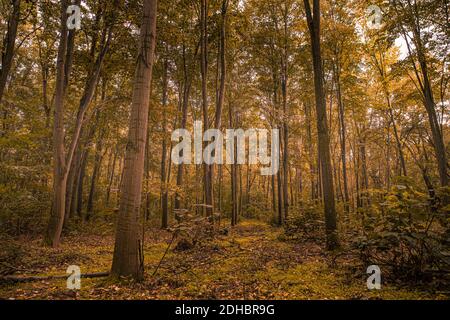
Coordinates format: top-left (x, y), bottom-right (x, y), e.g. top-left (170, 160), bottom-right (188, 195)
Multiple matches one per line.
top-left (281, 2), bottom-right (289, 220)
top-left (174, 43), bottom-right (196, 209)
top-left (0, 0), bottom-right (20, 105)
top-left (111, 0), bottom-right (158, 280)
top-left (395, 0), bottom-right (448, 186)
top-left (161, 57), bottom-right (169, 229)
top-left (210, 0), bottom-right (228, 218)
top-left (271, 174), bottom-right (276, 213)
top-left (303, 0), bottom-right (338, 249)
top-left (334, 66), bottom-right (350, 213)
top-left (277, 155), bottom-right (283, 225)
top-left (388, 106), bottom-right (407, 177)
top-left (45, 4), bottom-right (114, 246)
top-left (200, 0), bottom-right (213, 216)
top-left (218, 164), bottom-right (223, 212)
top-left (64, 145), bottom-right (81, 225)
top-left (229, 102), bottom-right (238, 226)
top-left (44, 0), bottom-right (70, 247)
top-left (106, 147), bottom-right (118, 206)
top-left (76, 149), bottom-right (89, 218)
top-left (304, 102), bottom-right (316, 200)
top-left (86, 133), bottom-right (105, 220)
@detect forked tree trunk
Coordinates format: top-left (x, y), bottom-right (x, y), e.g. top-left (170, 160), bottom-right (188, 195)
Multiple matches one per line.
top-left (111, 0), bottom-right (158, 280)
top-left (394, 0), bottom-right (448, 187)
top-left (45, 3), bottom-right (114, 246)
top-left (44, 0), bottom-right (70, 247)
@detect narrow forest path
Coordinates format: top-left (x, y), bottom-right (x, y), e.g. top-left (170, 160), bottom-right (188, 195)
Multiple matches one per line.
top-left (0, 220), bottom-right (445, 300)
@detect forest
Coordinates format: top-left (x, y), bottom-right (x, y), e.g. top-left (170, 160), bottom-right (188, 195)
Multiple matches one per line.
top-left (0, 0), bottom-right (449, 300)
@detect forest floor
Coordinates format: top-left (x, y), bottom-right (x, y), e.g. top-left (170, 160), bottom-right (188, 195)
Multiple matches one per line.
top-left (0, 219), bottom-right (447, 300)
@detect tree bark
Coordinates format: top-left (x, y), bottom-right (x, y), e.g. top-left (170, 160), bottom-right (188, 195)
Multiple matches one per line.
top-left (0, 0), bottom-right (21, 105)
top-left (45, 3), bottom-right (114, 246)
top-left (174, 43), bottom-right (196, 209)
top-left (395, 0), bottom-right (448, 186)
top-left (281, 2), bottom-right (289, 220)
top-left (161, 57), bottom-right (169, 229)
top-left (44, 0), bottom-right (70, 247)
top-left (303, 0), bottom-right (338, 249)
top-left (106, 147), bottom-right (118, 206)
top-left (111, 0), bottom-right (158, 280)
top-left (200, 0), bottom-right (213, 216)
top-left (86, 133), bottom-right (105, 220)
top-left (333, 64), bottom-right (350, 212)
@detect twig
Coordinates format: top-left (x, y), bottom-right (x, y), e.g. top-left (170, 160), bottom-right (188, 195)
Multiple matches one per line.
top-left (152, 232), bottom-right (177, 277)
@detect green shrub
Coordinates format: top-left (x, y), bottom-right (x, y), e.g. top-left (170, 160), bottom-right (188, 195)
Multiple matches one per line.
top-left (0, 185), bottom-right (51, 235)
top-left (353, 185), bottom-right (450, 282)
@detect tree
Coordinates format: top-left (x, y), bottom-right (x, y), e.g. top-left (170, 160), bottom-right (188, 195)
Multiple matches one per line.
top-left (45, 0), bottom-right (115, 246)
top-left (111, 0), bottom-right (158, 280)
top-left (0, 0), bottom-right (21, 105)
top-left (303, 0), bottom-right (338, 249)
top-left (44, 0), bottom-right (70, 247)
top-left (390, 0), bottom-right (448, 187)
top-left (200, 0), bottom-right (213, 216)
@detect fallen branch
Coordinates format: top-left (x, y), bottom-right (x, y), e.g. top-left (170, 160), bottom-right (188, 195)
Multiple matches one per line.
top-left (0, 271), bottom-right (109, 283)
top-left (152, 232), bottom-right (177, 277)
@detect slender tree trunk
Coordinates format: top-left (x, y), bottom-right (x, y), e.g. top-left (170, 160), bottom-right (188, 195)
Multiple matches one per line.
top-left (86, 134), bottom-right (105, 220)
top-left (271, 174), bottom-right (276, 213)
top-left (411, 11), bottom-right (447, 187)
top-left (395, 0), bottom-right (448, 186)
top-left (76, 149), bottom-right (89, 218)
top-left (304, 0), bottom-right (338, 249)
top-left (45, 5), bottom-right (114, 246)
top-left (277, 157), bottom-right (283, 225)
top-left (106, 148), bottom-right (118, 206)
top-left (200, 0), bottom-right (213, 216)
top-left (174, 44), bottom-right (195, 209)
top-left (64, 146), bottom-right (81, 225)
top-left (111, 0), bottom-right (158, 280)
top-left (161, 57), bottom-right (169, 229)
top-left (388, 106), bottom-right (407, 176)
top-left (334, 67), bottom-right (350, 212)
top-left (69, 150), bottom-right (81, 217)
top-left (210, 0), bottom-right (228, 218)
top-left (217, 164), bottom-right (223, 212)
top-left (239, 164), bottom-right (243, 217)
top-left (44, 0), bottom-right (70, 247)
top-left (229, 101), bottom-right (238, 226)
top-left (281, 4), bottom-right (289, 220)
top-left (304, 102), bottom-right (316, 200)
top-left (0, 0), bottom-right (20, 105)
